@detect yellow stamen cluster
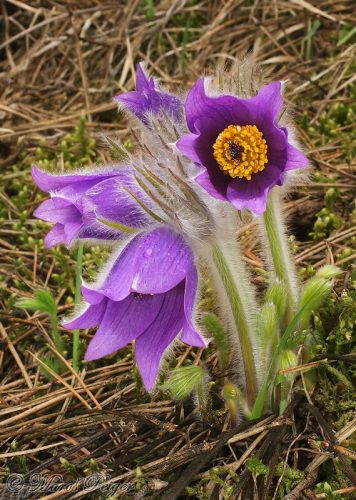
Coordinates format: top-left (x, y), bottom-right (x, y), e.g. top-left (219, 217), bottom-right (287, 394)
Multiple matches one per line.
top-left (213, 124), bottom-right (268, 180)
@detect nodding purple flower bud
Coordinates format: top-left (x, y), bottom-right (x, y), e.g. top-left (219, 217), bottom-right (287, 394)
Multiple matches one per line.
top-left (115, 63), bottom-right (183, 126)
top-left (32, 166), bottom-right (137, 247)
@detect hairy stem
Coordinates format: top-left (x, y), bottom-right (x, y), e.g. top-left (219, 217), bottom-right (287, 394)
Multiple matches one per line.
top-left (209, 241), bottom-right (258, 408)
top-left (72, 243), bottom-right (84, 371)
top-left (262, 190), bottom-right (298, 325)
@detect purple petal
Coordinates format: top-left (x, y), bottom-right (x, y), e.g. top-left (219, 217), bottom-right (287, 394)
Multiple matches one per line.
top-left (82, 286), bottom-right (105, 305)
top-left (89, 228), bottom-right (193, 301)
top-left (82, 177), bottom-right (151, 229)
top-left (136, 63), bottom-right (155, 92)
top-left (84, 293), bottom-right (163, 361)
top-left (284, 143), bottom-right (309, 171)
top-left (176, 134), bottom-right (202, 165)
top-left (181, 263), bottom-right (206, 348)
top-left (35, 197), bottom-right (83, 246)
top-left (184, 78), bottom-right (252, 133)
top-left (44, 224), bottom-right (66, 248)
top-left (75, 219), bottom-right (125, 242)
top-left (135, 283), bottom-right (185, 391)
top-left (63, 222), bottom-right (83, 245)
top-left (116, 90), bottom-right (149, 124)
top-left (34, 197), bottom-right (81, 224)
top-left (185, 79), bottom-right (283, 134)
top-left (195, 170), bottom-right (228, 200)
top-left (64, 299), bottom-right (107, 330)
top-left (226, 165), bottom-right (281, 215)
top-left (32, 165), bottom-right (120, 194)
top-left (250, 81), bottom-right (283, 128)
top-left (115, 63), bottom-right (182, 124)
top-left (177, 126), bottom-right (230, 198)
top-left (181, 322), bottom-right (206, 347)
top-left (183, 262), bottom-right (199, 331)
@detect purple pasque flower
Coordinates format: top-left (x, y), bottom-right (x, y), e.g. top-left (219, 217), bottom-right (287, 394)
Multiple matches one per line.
top-left (64, 227), bottom-right (206, 391)
top-left (177, 79), bottom-right (309, 215)
top-left (115, 63), bottom-right (182, 126)
top-left (32, 166), bottom-right (146, 248)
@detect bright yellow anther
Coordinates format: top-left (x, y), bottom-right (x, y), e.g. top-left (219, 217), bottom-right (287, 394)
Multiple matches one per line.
top-left (213, 124), bottom-right (268, 180)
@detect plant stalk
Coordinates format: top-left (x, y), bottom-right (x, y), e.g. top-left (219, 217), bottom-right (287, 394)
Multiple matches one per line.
top-left (262, 190), bottom-right (298, 325)
top-left (210, 242), bottom-right (258, 408)
top-left (72, 243), bottom-right (84, 371)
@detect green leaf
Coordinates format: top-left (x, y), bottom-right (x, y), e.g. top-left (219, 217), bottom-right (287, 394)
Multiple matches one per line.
top-left (38, 355), bottom-right (60, 380)
top-left (315, 264), bottom-right (341, 280)
top-left (97, 217), bottom-right (139, 234)
top-left (251, 294), bottom-right (320, 419)
top-left (279, 399), bottom-right (288, 415)
top-left (164, 365), bottom-right (206, 400)
top-left (266, 279), bottom-right (287, 320)
top-left (299, 277), bottom-right (333, 329)
top-left (280, 349), bottom-right (298, 372)
top-left (257, 302), bottom-right (279, 344)
top-left (124, 183), bottom-right (166, 223)
top-left (337, 23), bottom-right (356, 46)
top-left (303, 20), bottom-right (321, 42)
top-left (203, 312), bottom-right (228, 369)
top-left (16, 289), bottom-right (57, 317)
top-left (106, 137), bottom-right (129, 159)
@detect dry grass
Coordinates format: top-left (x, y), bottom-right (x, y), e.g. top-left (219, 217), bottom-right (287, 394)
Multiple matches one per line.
top-left (0, 1), bottom-right (355, 498)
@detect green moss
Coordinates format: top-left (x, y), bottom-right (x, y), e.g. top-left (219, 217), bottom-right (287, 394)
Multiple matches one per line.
top-left (300, 83), bottom-right (356, 162)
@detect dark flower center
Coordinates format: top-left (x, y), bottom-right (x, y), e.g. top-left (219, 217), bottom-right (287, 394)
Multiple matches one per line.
top-left (228, 142), bottom-right (244, 161)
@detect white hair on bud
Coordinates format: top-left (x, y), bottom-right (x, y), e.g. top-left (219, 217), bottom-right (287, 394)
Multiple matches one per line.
top-left (205, 55), bottom-right (264, 98)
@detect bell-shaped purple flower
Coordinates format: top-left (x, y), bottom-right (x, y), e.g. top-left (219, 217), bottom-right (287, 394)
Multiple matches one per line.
top-left (64, 227), bottom-right (206, 391)
top-left (32, 166), bottom-right (145, 248)
top-left (115, 63), bottom-right (183, 126)
top-left (177, 79), bottom-right (308, 215)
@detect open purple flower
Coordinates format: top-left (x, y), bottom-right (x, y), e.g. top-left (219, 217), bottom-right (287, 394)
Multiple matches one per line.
top-left (177, 79), bottom-right (308, 214)
top-left (64, 227), bottom-right (206, 390)
top-left (32, 166), bottom-right (140, 248)
top-left (115, 63), bottom-right (182, 126)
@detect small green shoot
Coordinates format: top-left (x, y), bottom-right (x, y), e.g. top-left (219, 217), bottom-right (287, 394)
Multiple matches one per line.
top-left (16, 289), bottom-right (63, 355)
top-left (164, 365), bottom-right (206, 401)
top-left (203, 312), bottom-right (228, 370)
top-left (164, 365), bottom-right (211, 417)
